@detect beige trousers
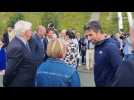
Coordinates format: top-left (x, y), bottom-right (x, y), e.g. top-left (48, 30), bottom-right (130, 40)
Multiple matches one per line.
top-left (86, 49), bottom-right (94, 70)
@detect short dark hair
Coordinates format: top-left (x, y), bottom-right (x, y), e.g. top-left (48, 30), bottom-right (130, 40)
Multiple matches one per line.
top-left (66, 29), bottom-right (76, 39)
top-left (84, 21), bottom-right (102, 33)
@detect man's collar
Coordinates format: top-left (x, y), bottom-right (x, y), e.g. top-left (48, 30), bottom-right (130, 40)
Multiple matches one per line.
top-left (95, 39), bottom-right (106, 47)
top-left (35, 33), bottom-right (43, 39)
top-left (16, 35), bottom-right (27, 46)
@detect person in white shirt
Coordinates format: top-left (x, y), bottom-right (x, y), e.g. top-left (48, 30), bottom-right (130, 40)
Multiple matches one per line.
top-left (86, 40), bottom-right (95, 70)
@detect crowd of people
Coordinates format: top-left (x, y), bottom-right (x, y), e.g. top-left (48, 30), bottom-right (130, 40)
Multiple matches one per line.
top-left (0, 19), bottom-right (134, 87)
top-left (84, 21), bottom-right (134, 87)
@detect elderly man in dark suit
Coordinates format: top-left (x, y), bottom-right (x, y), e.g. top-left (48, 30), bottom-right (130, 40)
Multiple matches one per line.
top-left (29, 25), bottom-right (47, 66)
top-left (3, 20), bottom-right (37, 87)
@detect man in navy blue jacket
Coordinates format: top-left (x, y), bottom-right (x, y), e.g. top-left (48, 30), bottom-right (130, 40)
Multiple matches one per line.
top-left (84, 21), bottom-right (122, 87)
top-left (29, 25), bottom-right (47, 66)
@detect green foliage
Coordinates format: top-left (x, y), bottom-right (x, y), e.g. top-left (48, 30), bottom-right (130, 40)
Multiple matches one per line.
top-left (100, 12), bottom-right (118, 34)
top-left (0, 12), bottom-right (90, 36)
top-left (0, 12), bottom-right (131, 37)
top-left (7, 13), bottom-right (24, 28)
top-left (57, 12), bottom-right (90, 33)
top-left (41, 12), bottom-right (59, 29)
top-left (22, 12), bottom-right (43, 31)
top-left (0, 13), bottom-right (15, 35)
top-left (122, 12), bottom-right (129, 32)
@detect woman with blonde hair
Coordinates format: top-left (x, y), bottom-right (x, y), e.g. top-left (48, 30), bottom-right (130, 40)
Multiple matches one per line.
top-left (35, 39), bottom-right (80, 87)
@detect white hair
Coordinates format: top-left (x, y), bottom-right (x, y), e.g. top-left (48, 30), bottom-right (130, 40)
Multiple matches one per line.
top-left (14, 20), bottom-right (32, 35)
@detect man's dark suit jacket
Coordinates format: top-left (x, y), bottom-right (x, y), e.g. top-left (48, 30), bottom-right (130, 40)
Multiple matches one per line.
top-left (3, 36), bottom-right (37, 87)
top-left (29, 34), bottom-right (48, 63)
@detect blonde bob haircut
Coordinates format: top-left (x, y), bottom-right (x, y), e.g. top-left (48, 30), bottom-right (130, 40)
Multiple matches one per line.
top-left (47, 39), bottom-right (66, 58)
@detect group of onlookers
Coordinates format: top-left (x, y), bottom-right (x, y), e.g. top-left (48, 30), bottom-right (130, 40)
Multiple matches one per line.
top-left (1, 19), bottom-right (134, 87)
top-left (0, 20), bottom-right (81, 87)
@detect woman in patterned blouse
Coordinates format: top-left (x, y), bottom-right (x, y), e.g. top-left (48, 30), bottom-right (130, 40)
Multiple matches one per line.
top-left (64, 30), bottom-right (79, 69)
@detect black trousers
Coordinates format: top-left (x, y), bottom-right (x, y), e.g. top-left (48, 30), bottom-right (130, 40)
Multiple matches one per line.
top-left (81, 50), bottom-right (86, 64)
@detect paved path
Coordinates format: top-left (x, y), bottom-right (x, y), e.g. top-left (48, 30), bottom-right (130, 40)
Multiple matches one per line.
top-left (77, 12), bottom-right (101, 87)
top-left (78, 65), bottom-right (95, 87)
top-left (0, 75), bottom-right (3, 87)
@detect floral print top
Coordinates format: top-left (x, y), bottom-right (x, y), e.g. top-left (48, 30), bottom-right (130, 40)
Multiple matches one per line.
top-left (64, 39), bottom-right (79, 68)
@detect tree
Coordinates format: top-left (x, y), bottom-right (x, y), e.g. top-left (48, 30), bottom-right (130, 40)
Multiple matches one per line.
top-left (7, 13), bottom-right (24, 28)
top-left (41, 12), bottom-right (58, 29)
